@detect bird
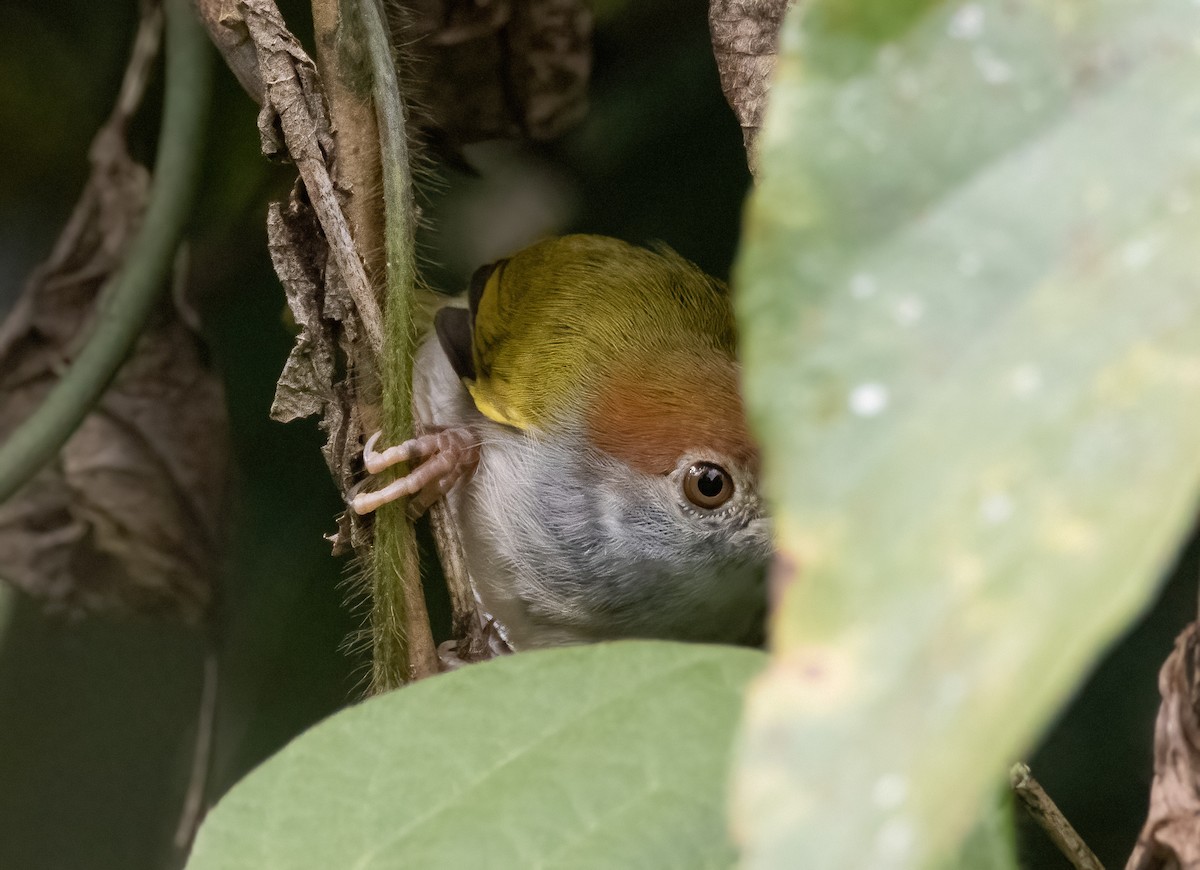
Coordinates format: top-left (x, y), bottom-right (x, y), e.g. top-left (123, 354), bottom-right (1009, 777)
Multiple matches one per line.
top-left (351, 234), bottom-right (770, 652)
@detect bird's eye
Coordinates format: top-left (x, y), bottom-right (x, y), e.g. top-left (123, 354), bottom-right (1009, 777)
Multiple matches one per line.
top-left (683, 462), bottom-right (734, 509)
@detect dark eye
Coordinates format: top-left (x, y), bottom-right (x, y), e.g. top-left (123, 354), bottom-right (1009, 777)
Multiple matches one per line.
top-left (683, 462), bottom-right (734, 509)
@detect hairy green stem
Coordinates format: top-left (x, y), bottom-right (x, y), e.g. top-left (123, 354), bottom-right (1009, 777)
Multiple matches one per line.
top-left (0, 0), bottom-right (211, 507)
top-left (357, 0), bottom-right (438, 688)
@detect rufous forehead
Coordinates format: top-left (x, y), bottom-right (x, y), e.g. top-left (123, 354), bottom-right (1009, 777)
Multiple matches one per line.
top-left (584, 353), bottom-right (758, 475)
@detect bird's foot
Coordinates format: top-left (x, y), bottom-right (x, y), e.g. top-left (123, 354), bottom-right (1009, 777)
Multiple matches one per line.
top-left (348, 427), bottom-right (479, 518)
top-left (436, 619), bottom-right (514, 671)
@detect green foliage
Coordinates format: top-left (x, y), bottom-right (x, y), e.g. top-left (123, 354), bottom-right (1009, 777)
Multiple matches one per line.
top-left (944, 794), bottom-right (1017, 870)
top-left (734, 0), bottom-right (1200, 867)
top-left (187, 642), bottom-right (764, 870)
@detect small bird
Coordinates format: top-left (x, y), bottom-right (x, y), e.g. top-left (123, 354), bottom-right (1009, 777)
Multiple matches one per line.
top-left (352, 235), bottom-right (770, 651)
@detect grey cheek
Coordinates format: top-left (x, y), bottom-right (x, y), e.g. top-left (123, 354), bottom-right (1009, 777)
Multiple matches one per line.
top-left (743, 515), bottom-right (775, 556)
top-left (469, 438), bottom-right (771, 641)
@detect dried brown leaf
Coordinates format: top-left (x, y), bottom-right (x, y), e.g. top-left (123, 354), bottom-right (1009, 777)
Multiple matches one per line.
top-left (0, 13), bottom-right (228, 621)
top-left (267, 192), bottom-right (364, 551)
top-left (507, 0), bottom-right (591, 138)
top-left (1127, 622), bottom-right (1200, 870)
top-left (709, 0), bottom-right (796, 175)
top-left (0, 313), bottom-right (226, 624)
top-left (399, 0), bottom-right (591, 144)
top-left (268, 196), bottom-right (336, 425)
top-left (422, 0), bottom-right (511, 44)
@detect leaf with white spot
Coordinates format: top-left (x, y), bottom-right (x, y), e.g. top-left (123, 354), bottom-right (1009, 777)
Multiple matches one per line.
top-left (733, 0), bottom-right (1200, 866)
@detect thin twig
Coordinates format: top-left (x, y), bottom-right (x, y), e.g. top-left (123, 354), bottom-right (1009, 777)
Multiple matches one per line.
top-left (1010, 762), bottom-right (1106, 870)
top-left (0, 0), bottom-right (210, 507)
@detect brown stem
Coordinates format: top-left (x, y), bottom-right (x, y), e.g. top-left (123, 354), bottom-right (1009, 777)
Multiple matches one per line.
top-left (311, 0), bottom-right (385, 287)
top-left (1010, 762), bottom-right (1105, 870)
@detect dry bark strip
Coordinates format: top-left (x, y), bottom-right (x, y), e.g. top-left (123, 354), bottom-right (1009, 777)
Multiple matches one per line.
top-left (709, 0), bottom-right (797, 176)
top-left (0, 1), bottom-right (227, 622)
top-left (1127, 622), bottom-right (1200, 870)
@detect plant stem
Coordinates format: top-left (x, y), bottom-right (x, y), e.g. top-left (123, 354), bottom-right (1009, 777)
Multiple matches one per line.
top-left (357, 0), bottom-right (438, 689)
top-left (0, 0), bottom-right (211, 507)
top-left (1010, 762), bottom-right (1105, 870)
top-left (311, 0), bottom-right (384, 284)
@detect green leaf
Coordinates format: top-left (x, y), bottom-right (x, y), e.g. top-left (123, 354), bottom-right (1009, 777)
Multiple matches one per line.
top-left (188, 641), bottom-right (764, 870)
top-left (733, 0), bottom-right (1200, 867)
top-left (942, 792), bottom-right (1017, 870)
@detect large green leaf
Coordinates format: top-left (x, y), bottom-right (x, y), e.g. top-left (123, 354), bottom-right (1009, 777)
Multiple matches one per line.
top-left (188, 642), bottom-right (764, 869)
top-left (733, 0), bottom-right (1200, 867)
top-left (942, 793), bottom-right (1016, 870)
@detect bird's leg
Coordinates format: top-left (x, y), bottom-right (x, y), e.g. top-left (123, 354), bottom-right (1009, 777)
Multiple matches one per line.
top-left (436, 615), bottom-right (514, 671)
top-left (349, 427), bottom-right (479, 518)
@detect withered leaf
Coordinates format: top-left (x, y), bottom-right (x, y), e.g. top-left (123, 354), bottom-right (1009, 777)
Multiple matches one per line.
top-left (0, 18), bottom-right (228, 622)
top-left (1127, 622), bottom-right (1200, 870)
top-left (268, 195), bottom-right (336, 425)
top-left (399, 0), bottom-right (592, 144)
top-left (709, 0), bottom-right (796, 174)
top-left (267, 192), bottom-right (364, 551)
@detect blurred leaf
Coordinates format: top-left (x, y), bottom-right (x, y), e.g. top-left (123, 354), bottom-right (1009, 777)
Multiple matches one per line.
top-left (732, 0), bottom-right (1200, 867)
top-left (188, 641), bottom-right (764, 869)
top-left (944, 794), bottom-right (1016, 870)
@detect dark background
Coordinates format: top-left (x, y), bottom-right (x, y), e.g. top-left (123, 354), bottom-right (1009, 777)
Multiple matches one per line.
top-left (0, 2), bottom-right (1192, 867)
